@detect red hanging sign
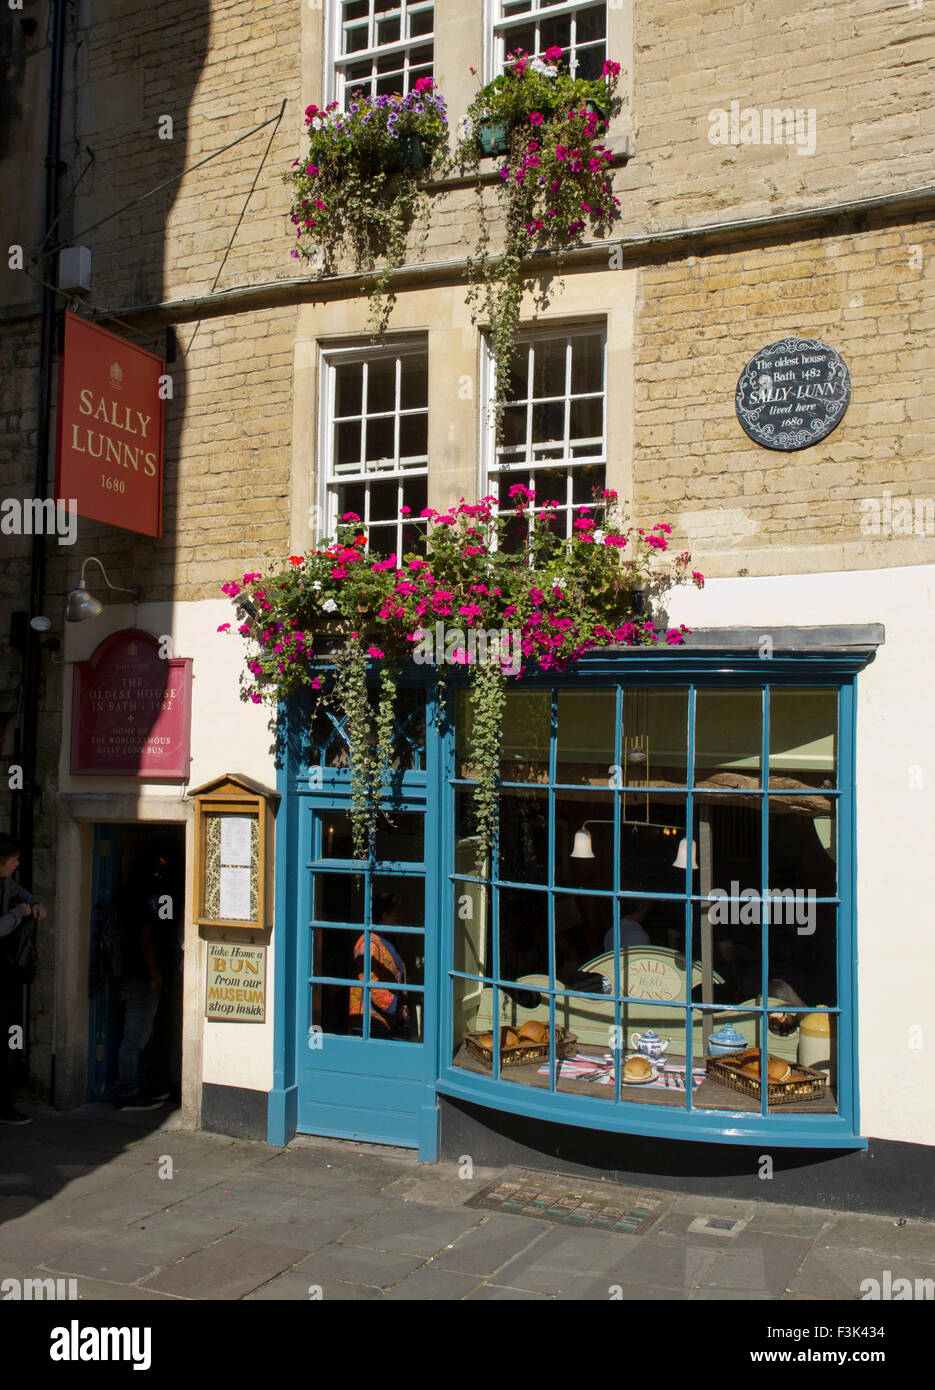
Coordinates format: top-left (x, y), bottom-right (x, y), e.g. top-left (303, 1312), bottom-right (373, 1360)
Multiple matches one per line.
top-left (56, 312), bottom-right (165, 537)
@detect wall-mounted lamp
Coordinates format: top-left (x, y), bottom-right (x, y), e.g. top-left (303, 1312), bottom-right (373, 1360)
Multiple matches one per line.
top-left (232, 594), bottom-right (258, 620)
top-left (65, 557), bottom-right (142, 623)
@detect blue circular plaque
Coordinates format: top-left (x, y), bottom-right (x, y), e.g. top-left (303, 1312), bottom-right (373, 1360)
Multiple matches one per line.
top-left (735, 338), bottom-right (851, 450)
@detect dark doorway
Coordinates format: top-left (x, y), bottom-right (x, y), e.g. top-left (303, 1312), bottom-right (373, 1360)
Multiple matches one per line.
top-left (88, 823), bottom-right (185, 1103)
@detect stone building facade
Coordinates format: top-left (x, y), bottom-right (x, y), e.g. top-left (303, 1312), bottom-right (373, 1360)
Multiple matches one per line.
top-left (1, 0), bottom-right (933, 1206)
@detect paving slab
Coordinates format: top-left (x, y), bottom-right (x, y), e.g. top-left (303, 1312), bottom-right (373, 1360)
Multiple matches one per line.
top-left (42, 1247), bottom-right (161, 1285)
top-left (70, 1276), bottom-right (179, 1301)
top-left (42, 1212), bottom-right (241, 1274)
top-left (432, 1212), bottom-right (552, 1275)
top-left (821, 1213), bottom-right (935, 1261)
top-left (342, 1204), bottom-right (486, 1256)
top-left (242, 1207), bottom-right (381, 1251)
top-left (787, 1245), bottom-right (934, 1301)
top-left (490, 1226), bottom-right (635, 1295)
top-left (591, 1239), bottom-right (722, 1292)
top-left (382, 1170), bottom-right (500, 1208)
top-left (294, 1243), bottom-right (426, 1289)
top-left (141, 1235), bottom-right (309, 1299)
top-left (464, 1282), bottom-right (552, 1300)
top-left (744, 1205), bottom-right (836, 1240)
top-left (255, 1148), bottom-right (411, 1194)
top-left (697, 1233), bottom-right (812, 1293)
top-left (164, 1176), bottom-right (308, 1223)
top-left (380, 1265), bottom-right (483, 1300)
top-left (647, 1211), bottom-right (753, 1248)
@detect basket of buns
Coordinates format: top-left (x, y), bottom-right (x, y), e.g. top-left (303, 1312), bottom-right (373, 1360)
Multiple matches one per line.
top-left (705, 1047), bottom-right (826, 1104)
top-left (464, 1021), bottom-right (578, 1068)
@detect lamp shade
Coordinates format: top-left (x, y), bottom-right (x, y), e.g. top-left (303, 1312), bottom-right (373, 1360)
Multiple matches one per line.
top-left (65, 587), bottom-right (104, 623)
top-left (672, 837), bottom-right (698, 869)
top-left (570, 828), bottom-right (595, 859)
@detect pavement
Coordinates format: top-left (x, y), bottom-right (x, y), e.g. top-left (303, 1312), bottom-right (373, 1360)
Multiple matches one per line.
top-left (1, 1100), bottom-right (934, 1302)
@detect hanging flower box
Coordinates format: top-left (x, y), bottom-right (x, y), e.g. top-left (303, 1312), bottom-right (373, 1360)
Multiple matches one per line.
top-left (220, 491), bottom-right (704, 867)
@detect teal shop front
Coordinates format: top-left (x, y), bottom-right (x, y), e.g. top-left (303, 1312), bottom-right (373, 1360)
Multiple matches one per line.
top-left (268, 636), bottom-right (877, 1163)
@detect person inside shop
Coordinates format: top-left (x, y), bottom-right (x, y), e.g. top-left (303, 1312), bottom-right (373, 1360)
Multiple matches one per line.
top-left (348, 893), bottom-right (409, 1040)
top-left (603, 900), bottom-right (651, 952)
top-left (0, 833), bottom-right (46, 1125)
top-left (112, 852), bottom-right (174, 1110)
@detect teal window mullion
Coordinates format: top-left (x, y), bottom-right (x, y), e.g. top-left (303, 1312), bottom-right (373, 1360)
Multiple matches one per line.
top-left (547, 686), bottom-right (558, 1093)
top-left (685, 683), bottom-right (696, 1113)
top-left (760, 685), bottom-right (770, 1118)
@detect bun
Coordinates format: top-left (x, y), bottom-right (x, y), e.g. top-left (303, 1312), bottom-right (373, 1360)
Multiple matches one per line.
top-left (736, 1052), bottom-right (792, 1082)
top-left (518, 1020), bottom-right (548, 1044)
top-left (623, 1055), bottom-right (653, 1081)
top-left (475, 1027), bottom-right (520, 1050)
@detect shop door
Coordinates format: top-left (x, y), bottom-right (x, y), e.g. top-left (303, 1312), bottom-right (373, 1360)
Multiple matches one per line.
top-left (293, 798), bottom-right (435, 1149)
top-left (88, 823), bottom-right (184, 1101)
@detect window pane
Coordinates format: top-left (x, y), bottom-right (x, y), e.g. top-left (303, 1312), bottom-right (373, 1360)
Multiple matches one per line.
top-left (365, 415), bottom-right (395, 463)
top-left (372, 813), bottom-right (424, 862)
top-left (695, 792), bottom-right (762, 896)
top-left (400, 354), bottom-right (427, 409)
top-left (408, 8), bottom-right (433, 37)
top-left (499, 787), bottom-right (549, 885)
top-left (769, 688), bottom-right (837, 789)
top-left (621, 688), bottom-right (688, 785)
top-left (501, 690), bottom-right (551, 782)
top-left (555, 788), bottom-right (614, 890)
top-left (577, 5), bottom-right (606, 42)
top-left (507, 347), bottom-right (528, 400)
top-left (500, 405), bottom-right (527, 447)
top-left (569, 397), bottom-right (603, 444)
top-left (402, 476), bottom-right (427, 511)
top-left (531, 338), bottom-right (567, 398)
top-left (367, 524), bottom-right (396, 557)
top-left (343, 0), bottom-right (368, 18)
top-left (570, 334), bottom-right (603, 394)
top-left (372, 875), bottom-right (425, 926)
top-left (768, 797), bottom-right (836, 897)
top-left (399, 412), bottom-right (427, 459)
top-left (620, 795), bottom-right (686, 895)
top-left (336, 420), bottom-right (363, 468)
top-left (367, 356), bottom-right (396, 411)
top-left (532, 401), bottom-right (565, 444)
top-left (499, 886), bottom-right (550, 982)
top-left (539, 15), bottom-right (572, 50)
top-left (337, 481), bottom-right (365, 519)
top-left (335, 363), bottom-right (363, 417)
top-left (377, 16), bottom-right (401, 44)
top-left (313, 872), bottom-right (365, 923)
top-left (369, 478), bottom-right (399, 521)
top-left (694, 689), bottom-right (762, 785)
top-left (344, 23), bottom-right (369, 54)
top-left (571, 463), bottom-right (604, 503)
top-left (557, 688), bottom-right (615, 784)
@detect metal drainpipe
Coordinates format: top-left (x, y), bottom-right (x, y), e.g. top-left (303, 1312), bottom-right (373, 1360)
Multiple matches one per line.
top-left (17, 0), bottom-right (67, 1093)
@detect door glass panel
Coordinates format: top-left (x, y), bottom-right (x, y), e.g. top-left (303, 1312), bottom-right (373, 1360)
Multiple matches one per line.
top-left (313, 871), bottom-right (364, 923)
top-left (372, 875), bottom-right (424, 925)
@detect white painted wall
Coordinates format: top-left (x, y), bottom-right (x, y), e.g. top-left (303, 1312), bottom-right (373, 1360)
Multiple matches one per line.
top-left (61, 599), bottom-right (278, 1096)
top-left (670, 564), bottom-right (935, 1147)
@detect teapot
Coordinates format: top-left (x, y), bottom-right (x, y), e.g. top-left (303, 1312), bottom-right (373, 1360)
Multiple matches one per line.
top-left (707, 1023), bottom-right (747, 1057)
top-left (630, 1029), bottom-right (669, 1058)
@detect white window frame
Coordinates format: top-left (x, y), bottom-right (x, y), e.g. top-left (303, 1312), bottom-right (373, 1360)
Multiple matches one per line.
top-left (329, 0), bottom-right (435, 108)
top-left (319, 339), bottom-right (429, 563)
top-left (487, 0), bottom-right (608, 82)
top-left (480, 324), bottom-right (607, 539)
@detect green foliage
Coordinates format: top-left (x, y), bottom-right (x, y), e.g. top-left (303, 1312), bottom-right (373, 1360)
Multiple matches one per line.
top-left (285, 86), bottom-right (449, 336)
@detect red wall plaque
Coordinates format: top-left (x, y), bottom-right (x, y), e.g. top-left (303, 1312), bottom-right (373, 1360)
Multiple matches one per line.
top-left (71, 629), bottom-right (192, 778)
top-left (56, 312), bottom-right (164, 537)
